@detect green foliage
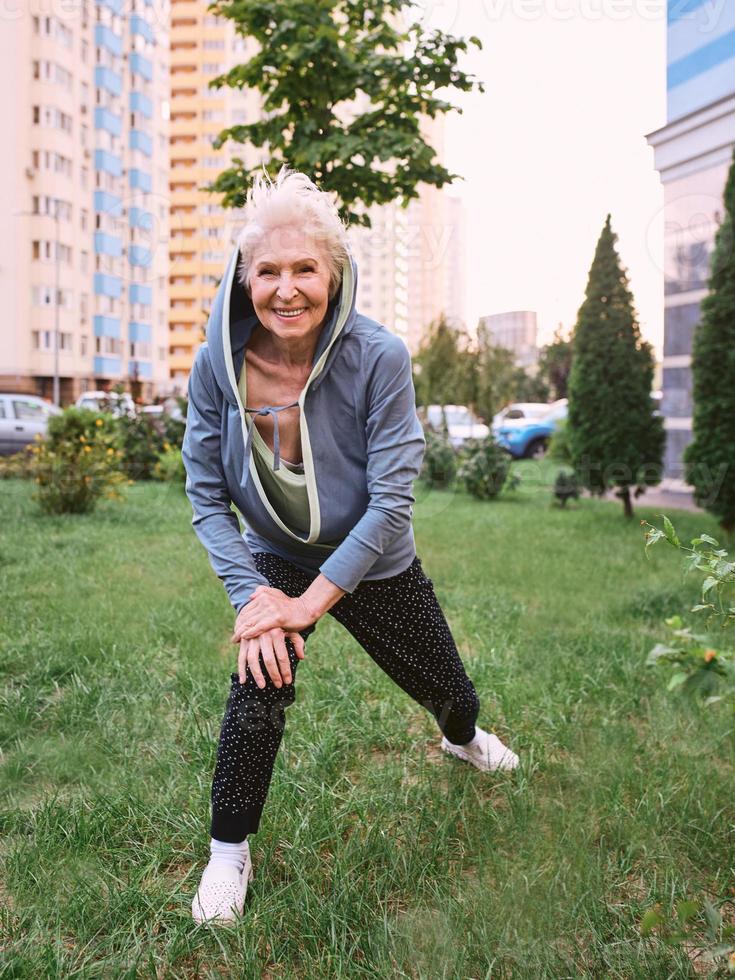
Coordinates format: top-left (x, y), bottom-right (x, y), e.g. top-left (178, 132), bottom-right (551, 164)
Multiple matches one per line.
top-left (420, 429), bottom-right (456, 488)
top-left (684, 147), bottom-right (735, 532)
top-left (537, 326), bottom-right (573, 400)
top-left (457, 436), bottom-right (513, 500)
top-left (567, 215), bottom-right (665, 518)
top-left (204, 0), bottom-right (483, 225)
top-left (413, 316), bottom-right (550, 422)
top-left (413, 316), bottom-right (475, 409)
top-left (642, 517), bottom-right (735, 706)
top-left (153, 446), bottom-right (187, 487)
top-left (0, 445), bottom-right (36, 480)
top-left (115, 413), bottom-right (167, 481)
top-left (639, 898), bottom-right (735, 973)
top-left (29, 408), bottom-right (127, 515)
top-left (548, 418), bottom-right (572, 465)
top-left (553, 469), bottom-right (579, 508)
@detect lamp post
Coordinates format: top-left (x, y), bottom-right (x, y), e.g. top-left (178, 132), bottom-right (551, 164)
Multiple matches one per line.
top-left (13, 201), bottom-right (62, 406)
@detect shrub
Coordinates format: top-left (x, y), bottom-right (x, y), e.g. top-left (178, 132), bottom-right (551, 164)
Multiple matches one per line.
top-left (553, 469), bottom-right (579, 508)
top-left (0, 445), bottom-right (36, 480)
top-left (154, 445), bottom-right (187, 486)
top-left (457, 436), bottom-right (513, 500)
top-left (31, 408), bottom-right (127, 514)
top-left (642, 517), bottom-right (734, 707)
top-left (547, 418), bottom-right (572, 465)
top-left (421, 429), bottom-right (456, 488)
top-left (115, 412), bottom-right (167, 481)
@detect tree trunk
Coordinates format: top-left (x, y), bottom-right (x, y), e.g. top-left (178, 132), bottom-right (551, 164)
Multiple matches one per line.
top-left (620, 486), bottom-right (633, 519)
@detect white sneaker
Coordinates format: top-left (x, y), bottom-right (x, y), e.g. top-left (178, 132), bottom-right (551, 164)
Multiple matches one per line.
top-left (440, 726), bottom-right (519, 772)
top-left (191, 843), bottom-right (254, 926)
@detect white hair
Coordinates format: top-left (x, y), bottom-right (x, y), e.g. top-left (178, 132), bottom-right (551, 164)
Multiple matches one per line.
top-left (236, 166), bottom-right (349, 299)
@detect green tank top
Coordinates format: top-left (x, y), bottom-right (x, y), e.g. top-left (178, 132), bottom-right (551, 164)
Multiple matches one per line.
top-left (237, 358), bottom-right (311, 536)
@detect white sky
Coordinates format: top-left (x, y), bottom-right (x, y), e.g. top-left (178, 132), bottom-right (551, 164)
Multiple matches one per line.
top-left (423, 0), bottom-right (668, 353)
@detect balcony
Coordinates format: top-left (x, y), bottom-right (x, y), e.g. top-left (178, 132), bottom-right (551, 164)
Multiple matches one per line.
top-left (94, 148), bottom-right (123, 177)
top-left (94, 105), bottom-right (122, 137)
top-left (130, 52), bottom-right (153, 83)
top-left (93, 315), bottom-right (121, 338)
top-left (128, 359), bottom-right (153, 379)
top-left (94, 189), bottom-right (123, 216)
top-left (94, 65), bottom-right (122, 97)
top-left (93, 355), bottom-right (122, 375)
top-left (94, 23), bottom-right (123, 58)
top-left (129, 283), bottom-right (152, 305)
top-left (129, 90), bottom-right (152, 118)
top-left (94, 273), bottom-right (122, 298)
top-left (129, 168), bottom-right (152, 193)
top-left (130, 14), bottom-right (154, 45)
top-left (129, 129), bottom-right (153, 157)
top-left (95, 0), bottom-right (123, 13)
top-left (129, 207), bottom-right (153, 230)
top-left (129, 244), bottom-right (152, 267)
top-left (129, 321), bottom-right (152, 343)
top-left (94, 231), bottom-right (123, 257)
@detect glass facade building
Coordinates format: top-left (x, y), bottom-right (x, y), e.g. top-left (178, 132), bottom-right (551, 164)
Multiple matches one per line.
top-left (646, 0), bottom-right (735, 479)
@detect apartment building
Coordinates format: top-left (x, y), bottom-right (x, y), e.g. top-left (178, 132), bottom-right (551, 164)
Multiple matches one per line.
top-left (168, 3), bottom-right (263, 391)
top-left (0, 0), bottom-right (170, 404)
top-left (646, 0), bottom-right (735, 479)
top-left (477, 310), bottom-right (539, 370)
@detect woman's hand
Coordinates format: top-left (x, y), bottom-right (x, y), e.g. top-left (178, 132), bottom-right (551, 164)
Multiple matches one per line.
top-left (238, 627), bottom-right (306, 688)
top-left (230, 586), bottom-right (318, 643)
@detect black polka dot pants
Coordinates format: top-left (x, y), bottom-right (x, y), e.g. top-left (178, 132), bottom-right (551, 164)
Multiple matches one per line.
top-left (209, 552), bottom-right (481, 843)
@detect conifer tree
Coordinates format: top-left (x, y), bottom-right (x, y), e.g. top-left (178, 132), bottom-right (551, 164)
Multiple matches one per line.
top-left (684, 148), bottom-right (735, 532)
top-left (567, 215), bottom-right (664, 518)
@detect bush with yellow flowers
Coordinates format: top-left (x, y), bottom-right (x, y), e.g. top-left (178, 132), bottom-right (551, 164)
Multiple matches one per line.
top-left (30, 407), bottom-right (128, 514)
top-left (153, 441), bottom-right (187, 487)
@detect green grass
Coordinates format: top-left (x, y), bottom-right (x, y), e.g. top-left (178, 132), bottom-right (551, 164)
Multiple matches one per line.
top-left (1, 464), bottom-right (733, 978)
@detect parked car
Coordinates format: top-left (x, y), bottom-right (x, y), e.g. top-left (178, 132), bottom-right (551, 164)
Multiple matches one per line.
top-left (491, 402), bottom-right (550, 428)
top-left (493, 399), bottom-right (568, 459)
top-left (0, 393), bottom-right (62, 456)
top-left (75, 390), bottom-right (136, 417)
top-left (140, 397), bottom-right (184, 422)
top-left (420, 404), bottom-right (490, 448)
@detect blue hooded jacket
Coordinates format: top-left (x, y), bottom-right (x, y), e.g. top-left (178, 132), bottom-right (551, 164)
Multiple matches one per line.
top-left (181, 243), bottom-right (426, 615)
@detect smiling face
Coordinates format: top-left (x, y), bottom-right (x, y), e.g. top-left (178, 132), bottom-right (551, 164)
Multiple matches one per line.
top-left (247, 227), bottom-right (333, 344)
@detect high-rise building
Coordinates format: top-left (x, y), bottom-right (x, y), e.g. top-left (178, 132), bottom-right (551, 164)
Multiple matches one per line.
top-left (645, 0), bottom-right (735, 479)
top-left (477, 310), bottom-right (538, 370)
top-left (350, 118), bottom-right (467, 353)
top-left (168, 4), bottom-right (262, 390)
top-left (0, 0), bottom-right (170, 404)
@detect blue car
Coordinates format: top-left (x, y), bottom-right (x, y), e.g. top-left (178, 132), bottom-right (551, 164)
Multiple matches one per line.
top-left (493, 400), bottom-right (568, 459)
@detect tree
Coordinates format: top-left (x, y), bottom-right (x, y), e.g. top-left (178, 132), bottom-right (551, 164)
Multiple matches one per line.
top-left (413, 316), bottom-right (472, 408)
top-left (463, 324), bottom-right (519, 424)
top-left (567, 215), bottom-right (664, 518)
top-left (684, 148), bottom-right (735, 532)
top-left (537, 325), bottom-right (572, 400)
top-left (204, 0), bottom-right (483, 224)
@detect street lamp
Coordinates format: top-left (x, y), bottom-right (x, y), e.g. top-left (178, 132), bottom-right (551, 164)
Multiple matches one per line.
top-left (13, 200), bottom-right (61, 407)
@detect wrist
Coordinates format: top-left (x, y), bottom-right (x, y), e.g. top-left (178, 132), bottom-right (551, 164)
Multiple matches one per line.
top-left (298, 593), bottom-right (323, 623)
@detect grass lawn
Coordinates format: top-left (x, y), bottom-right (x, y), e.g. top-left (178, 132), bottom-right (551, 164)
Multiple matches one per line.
top-left (1, 462), bottom-right (733, 978)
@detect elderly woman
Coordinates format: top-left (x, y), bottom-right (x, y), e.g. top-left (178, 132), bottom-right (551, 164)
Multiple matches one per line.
top-left (182, 168), bottom-right (519, 926)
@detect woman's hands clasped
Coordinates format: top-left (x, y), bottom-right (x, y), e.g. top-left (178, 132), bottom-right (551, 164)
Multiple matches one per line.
top-left (231, 586), bottom-right (317, 642)
top-left (232, 586), bottom-right (319, 689)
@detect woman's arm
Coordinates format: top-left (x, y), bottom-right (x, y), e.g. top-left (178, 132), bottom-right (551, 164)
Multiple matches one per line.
top-left (317, 330), bottom-right (426, 592)
top-left (182, 343), bottom-right (271, 614)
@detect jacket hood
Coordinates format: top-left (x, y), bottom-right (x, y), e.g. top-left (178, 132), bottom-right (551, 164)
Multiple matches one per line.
top-left (205, 243), bottom-right (359, 410)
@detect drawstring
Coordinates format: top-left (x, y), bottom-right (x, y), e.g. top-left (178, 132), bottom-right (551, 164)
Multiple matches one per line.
top-left (242, 401), bottom-right (299, 471)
